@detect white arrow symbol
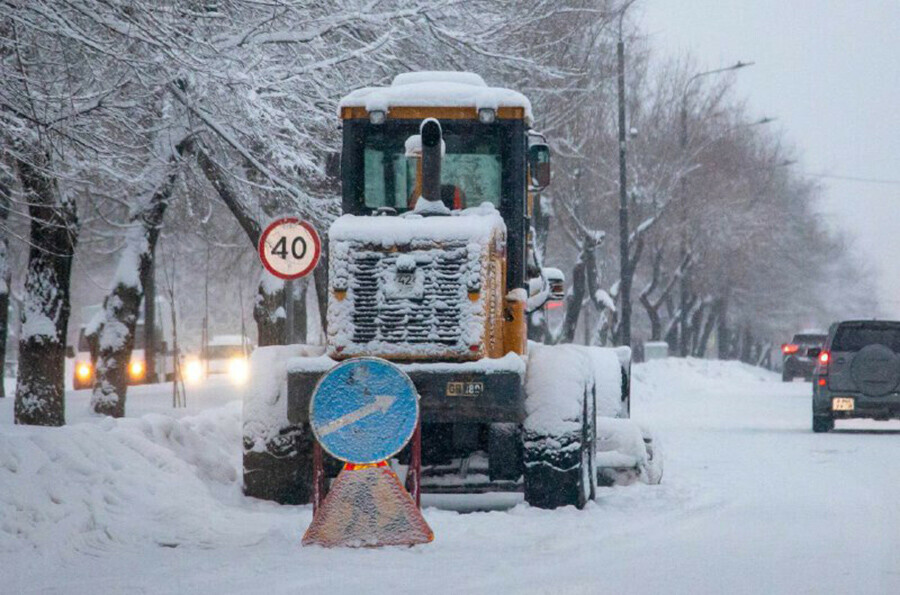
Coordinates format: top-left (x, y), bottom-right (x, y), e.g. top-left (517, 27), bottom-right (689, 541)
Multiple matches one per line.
top-left (316, 394), bottom-right (396, 437)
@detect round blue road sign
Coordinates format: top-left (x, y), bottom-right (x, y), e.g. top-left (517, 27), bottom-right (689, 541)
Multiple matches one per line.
top-left (310, 358), bottom-right (419, 464)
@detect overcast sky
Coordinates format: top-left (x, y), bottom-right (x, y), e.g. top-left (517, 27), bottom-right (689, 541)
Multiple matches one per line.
top-left (640, 0), bottom-right (900, 317)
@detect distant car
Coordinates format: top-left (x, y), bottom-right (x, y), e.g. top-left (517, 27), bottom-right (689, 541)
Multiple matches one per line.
top-left (811, 320), bottom-right (900, 432)
top-left (184, 335), bottom-right (253, 385)
top-left (70, 300), bottom-right (179, 389)
top-left (781, 332), bottom-right (826, 382)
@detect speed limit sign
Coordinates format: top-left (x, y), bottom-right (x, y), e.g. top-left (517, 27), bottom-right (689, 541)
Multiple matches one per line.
top-left (258, 217), bottom-right (321, 280)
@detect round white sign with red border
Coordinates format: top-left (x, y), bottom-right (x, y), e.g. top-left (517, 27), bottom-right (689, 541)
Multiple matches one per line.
top-left (258, 218), bottom-right (321, 280)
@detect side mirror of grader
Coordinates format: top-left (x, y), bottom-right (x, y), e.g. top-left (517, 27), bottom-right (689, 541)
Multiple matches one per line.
top-left (526, 267), bottom-right (565, 312)
top-left (528, 143), bottom-right (551, 191)
top-left (542, 267), bottom-right (565, 301)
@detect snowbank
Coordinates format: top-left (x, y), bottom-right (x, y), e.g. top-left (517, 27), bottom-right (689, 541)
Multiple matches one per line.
top-left (243, 345), bottom-right (324, 452)
top-left (0, 403), bottom-right (246, 555)
top-left (633, 357), bottom-right (776, 404)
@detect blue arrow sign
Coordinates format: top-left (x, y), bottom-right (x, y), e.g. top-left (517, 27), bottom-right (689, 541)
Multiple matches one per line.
top-left (310, 358), bottom-right (419, 464)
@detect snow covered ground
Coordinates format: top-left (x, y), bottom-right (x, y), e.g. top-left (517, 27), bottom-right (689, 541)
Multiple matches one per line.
top-left (2, 359), bottom-right (899, 594)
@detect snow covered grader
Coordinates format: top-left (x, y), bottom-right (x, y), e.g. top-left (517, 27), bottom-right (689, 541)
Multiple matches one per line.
top-left (244, 72), bottom-right (659, 510)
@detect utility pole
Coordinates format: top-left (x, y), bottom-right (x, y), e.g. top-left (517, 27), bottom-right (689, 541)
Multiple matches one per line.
top-left (615, 0), bottom-right (637, 349)
top-left (677, 61), bottom-right (753, 357)
top-left (144, 260), bottom-right (157, 383)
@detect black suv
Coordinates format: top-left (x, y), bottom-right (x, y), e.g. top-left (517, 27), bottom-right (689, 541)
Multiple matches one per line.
top-left (781, 332), bottom-right (826, 382)
top-left (811, 320), bottom-right (900, 432)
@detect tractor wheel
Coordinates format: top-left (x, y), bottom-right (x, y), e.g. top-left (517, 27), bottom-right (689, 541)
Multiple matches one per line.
top-left (523, 414), bottom-right (595, 509)
top-left (523, 387), bottom-right (596, 509)
top-left (522, 344), bottom-right (598, 509)
top-left (242, 424), bottom-right (315, 504)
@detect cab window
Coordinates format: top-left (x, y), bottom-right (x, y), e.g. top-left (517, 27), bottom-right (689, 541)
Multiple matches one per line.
top-left (363, 127), bottom-right (501, 212)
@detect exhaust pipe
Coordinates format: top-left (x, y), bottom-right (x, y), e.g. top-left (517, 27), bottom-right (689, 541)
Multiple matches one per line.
top-left (420, 118), bottom-right (442, 203)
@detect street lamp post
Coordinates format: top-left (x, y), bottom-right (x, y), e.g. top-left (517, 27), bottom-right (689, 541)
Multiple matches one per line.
top-left (677, 61), bottom-right (753, 357)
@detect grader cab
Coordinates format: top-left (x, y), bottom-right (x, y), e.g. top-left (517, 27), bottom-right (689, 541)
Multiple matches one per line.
top-left (243, 72), bottom-right (649, 510)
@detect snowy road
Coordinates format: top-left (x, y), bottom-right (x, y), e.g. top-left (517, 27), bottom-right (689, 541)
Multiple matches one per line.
top-left (2, 360), bottom-right (899, 594)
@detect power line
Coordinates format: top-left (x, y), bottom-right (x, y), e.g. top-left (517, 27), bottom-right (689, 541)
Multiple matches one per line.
top-left (806, 172), bottom-right (900, 186)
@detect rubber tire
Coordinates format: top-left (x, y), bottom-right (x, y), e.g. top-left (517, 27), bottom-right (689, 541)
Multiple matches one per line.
top-left (523, 397), bottom-right (595, 510)
top-left (782, 371), bottom-right (792, 382)
top-left (812, 415), bottom-right (834, 433)
top-left (242, 423), bottom-right (340, 504)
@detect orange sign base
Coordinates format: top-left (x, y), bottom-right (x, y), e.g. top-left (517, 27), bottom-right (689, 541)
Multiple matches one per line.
top-left (302, 463), bottom-right (434, 548)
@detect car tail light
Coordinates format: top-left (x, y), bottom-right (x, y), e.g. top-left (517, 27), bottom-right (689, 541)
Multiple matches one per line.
top-left (815, 350), bottom-right (830, 386)
top-left (782, 343), bottom-right (799, 355)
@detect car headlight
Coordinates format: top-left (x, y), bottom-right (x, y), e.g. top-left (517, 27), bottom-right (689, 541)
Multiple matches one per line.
top-left (76, 362), bottom-right (92, 381)
top-left (228, 357), bottom-right (249, 385)
top-left (129, 359), bottom-right (145, 379)
top-left (184, 359), bottom-right (203, 384)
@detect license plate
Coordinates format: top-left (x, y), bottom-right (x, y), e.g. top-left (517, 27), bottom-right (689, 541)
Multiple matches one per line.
top-left (447, 381), bottom-right (483, 397)
top-left (832, 397), bottom-right (854, 411)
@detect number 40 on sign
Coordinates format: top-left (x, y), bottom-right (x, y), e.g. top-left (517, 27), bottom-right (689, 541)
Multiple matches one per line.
top-left (258, 218), bottom-right (321, 280)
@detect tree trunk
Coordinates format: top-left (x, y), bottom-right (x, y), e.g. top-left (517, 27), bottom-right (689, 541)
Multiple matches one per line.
top-left (639, 247), bottom-right (670, 342)
top-left (0, 172), bottom-right (11, 398)
top-left (740, 327), bottom-right (753, 363)
top-left (717, 296), bottom-right (731, 360)
top-left (14, 156), bottom-right (78, 426)
top-left (255, 272), bottom-right (286, 346)
top-left (313, 243), bottom-right (329, 342)
top-left (91, 141), bottom-right (186, 417)
top-left (695, 299), bottom-right (720, 358)
top-left (559, 245), bottom-right (589, 344)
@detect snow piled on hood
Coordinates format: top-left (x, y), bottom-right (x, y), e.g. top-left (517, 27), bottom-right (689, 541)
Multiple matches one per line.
top-left (329, 202), bottom-right (504, 247)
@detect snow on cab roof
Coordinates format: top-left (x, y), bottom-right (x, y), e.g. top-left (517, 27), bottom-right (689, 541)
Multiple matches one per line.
top-left (339, 71), bottom-right (533, 125)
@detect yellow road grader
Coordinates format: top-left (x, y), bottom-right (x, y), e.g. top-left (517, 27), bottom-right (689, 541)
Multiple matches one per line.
top-left (243, 72), bottom-right (656, 509)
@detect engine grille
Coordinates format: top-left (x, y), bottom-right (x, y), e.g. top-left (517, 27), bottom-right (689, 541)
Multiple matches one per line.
top-left (349, 244), bottom-right (469, 347)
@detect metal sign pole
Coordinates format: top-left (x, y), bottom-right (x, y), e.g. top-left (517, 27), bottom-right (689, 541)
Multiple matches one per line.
top-left (312, 441), bottom-right (324, 514)
top-left (303, 358), bottom-right (431, 547)
top-left (407, 421), bottom-right (422, 509)
top-left (285, 278), bottom-right (294, 345)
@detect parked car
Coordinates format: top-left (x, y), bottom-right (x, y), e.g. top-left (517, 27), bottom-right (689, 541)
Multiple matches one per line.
top-left (70, 299), bottom-right (179, 389)
top-left (811, 320), bottom-right (900, 432)
top-left (781, 331), bottom-right (827, 382)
